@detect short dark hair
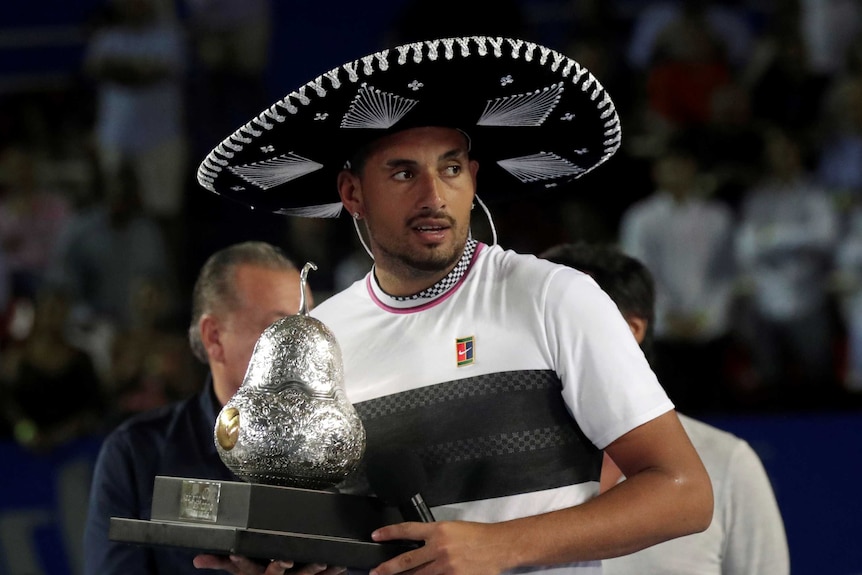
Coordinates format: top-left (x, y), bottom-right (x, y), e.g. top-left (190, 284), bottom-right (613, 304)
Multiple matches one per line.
top-left (344, 127), bottom-right (473, 176)
top-left (188, 241), bottom-right (296, 363)
top-left (540, 242), bottom-right (656, 363)
top-left (344, 141), bottom-right (373, 175)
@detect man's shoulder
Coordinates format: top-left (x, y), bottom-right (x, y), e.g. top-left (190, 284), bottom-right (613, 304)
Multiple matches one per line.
top-left (678, 414), bottom-right (760, 471)
top-left (106, 396), bottom-right (196, 446)
top-left (490, 245), bottom-right (598, 288)
top-left (310, 278), bottom-right (366, 318)
top-left (679, 414), bottom-right (742, 445)
top-left (476, 247), bottom-right (606, 314)
top-left (480, 244), bottom-right (564, 277)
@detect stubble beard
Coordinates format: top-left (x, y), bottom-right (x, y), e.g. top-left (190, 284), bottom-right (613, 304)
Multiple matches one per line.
top-left (374, 225), bottom-right (468, 281)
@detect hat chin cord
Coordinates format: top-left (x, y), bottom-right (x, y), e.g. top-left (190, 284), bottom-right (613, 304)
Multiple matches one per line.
top-left (471, 194), bottom-right (498, 247)
top-left (350, 193), bottom-right (498, 261)
top-left (352, 214), bottom-right (375, 259)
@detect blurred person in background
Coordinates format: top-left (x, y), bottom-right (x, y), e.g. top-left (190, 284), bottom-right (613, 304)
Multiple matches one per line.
top-left (744, 5), bottom-right (829, 145)
top-left (0, 246), bottom-right (9, 345)
top-left (625, 0), bottom-right (755, 75)
top-left (833, 208), bottom-right (862, 393)
top-left (181, 0), bottom-right (272, 160)
top-left (797, 0), bottom-right (862, 79)
top-left (0, 287), bottom-right (106, 452)
top-left (0, 144), bottom-right (73, 300)
top-left (619, 136), bottom-right (737, 414)
top-left (735, 125), bottom-right (840, 405)
top-left (83, 241), bottom-right (315, 575)
top-left (814, 74), bottom-right (862, 218)
top-left (821, 72), bottom-right (862, 393)
top-left (637, 2), bottom-right (735, 143)
top-left (687, 81), bottom-right (764, 211)
top-left (44, 166), bottom-right (175, 384)
top-left (540, 241), bottom-right (790, 575)
top-left (84, 0), bottom-right (188, 238)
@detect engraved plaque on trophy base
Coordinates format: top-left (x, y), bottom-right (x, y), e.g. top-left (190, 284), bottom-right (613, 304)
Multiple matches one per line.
top-left (109, 476), bottom-right (417, 569)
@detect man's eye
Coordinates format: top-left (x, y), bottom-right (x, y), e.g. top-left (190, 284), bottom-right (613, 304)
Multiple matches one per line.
top-left (393, 170), bottom-right (413, 181)
top-left (444, 165), bottom-right (462, 175)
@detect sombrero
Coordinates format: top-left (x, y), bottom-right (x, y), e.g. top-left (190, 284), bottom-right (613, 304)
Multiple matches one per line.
top-left (197, 36), bottom-right (622, 218)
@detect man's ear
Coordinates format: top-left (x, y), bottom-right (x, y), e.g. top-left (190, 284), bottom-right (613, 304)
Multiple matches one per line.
top-left (625, 315), bottom-right (649, 345)
top-left (199, 314), bottom-right (224, 364)
top-left (337, 169), bottom-right (362, 217)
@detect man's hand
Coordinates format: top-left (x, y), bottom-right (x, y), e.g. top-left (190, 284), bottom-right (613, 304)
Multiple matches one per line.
top-left (193, 554), bottom-right (345, 575)
top-left (369, 521), bottom-right (514, 575)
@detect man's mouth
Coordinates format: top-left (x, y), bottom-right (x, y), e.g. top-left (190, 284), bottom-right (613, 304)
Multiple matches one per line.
top-left (412, 221), bottom-right (450, 243)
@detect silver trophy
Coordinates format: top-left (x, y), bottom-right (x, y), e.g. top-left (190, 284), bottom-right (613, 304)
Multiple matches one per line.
top-left (109, 263), bottom-right (414, 569)
top-left (215, 262), bottom-right (366, 489)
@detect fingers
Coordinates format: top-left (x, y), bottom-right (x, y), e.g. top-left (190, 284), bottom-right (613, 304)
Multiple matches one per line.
top-left (372, 521), bottom-right (432, 543)
top-left (192, 554), bottom-right (345, 575)
top-left (192, 553), bottom-right (288, 574)
top-left (370, 525), bottom-right (435, 575)
top-left (193, 554), bottom-right (238, 571)
top-left (370, 547), bottom-right (431, 575)
top-left (290, 564), bottom-right (345, 575)
top-left (262, 558), bottom-right (294, 575)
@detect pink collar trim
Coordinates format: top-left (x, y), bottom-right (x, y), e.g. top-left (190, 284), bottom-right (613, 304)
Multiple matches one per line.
top-left (366, 243), bottom-right (485, 314)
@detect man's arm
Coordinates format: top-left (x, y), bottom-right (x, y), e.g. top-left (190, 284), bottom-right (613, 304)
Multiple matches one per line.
top-left (369, 410), bottom-right (713, 575)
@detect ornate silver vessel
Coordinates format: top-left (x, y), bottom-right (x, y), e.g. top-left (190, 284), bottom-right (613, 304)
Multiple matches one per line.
top-left (214, 262), bottom-right (366, 489)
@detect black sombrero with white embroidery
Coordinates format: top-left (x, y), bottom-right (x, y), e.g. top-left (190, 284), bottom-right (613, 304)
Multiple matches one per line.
top-left (197, 36), bottom-right (622, 218)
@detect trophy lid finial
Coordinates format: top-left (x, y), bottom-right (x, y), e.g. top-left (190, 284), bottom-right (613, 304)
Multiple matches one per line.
top-left (299, 262), bottom-right (317, 315)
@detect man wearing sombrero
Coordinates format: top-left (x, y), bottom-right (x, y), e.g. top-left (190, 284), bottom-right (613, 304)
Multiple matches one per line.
top-left (196, 36), bottom-right (713, 575)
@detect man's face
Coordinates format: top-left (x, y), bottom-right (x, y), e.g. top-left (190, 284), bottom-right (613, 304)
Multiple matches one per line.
top-left (344, 127), bottom-right (478, 283)
top-left (654, 154), bottom-right (697, 195)
top-left (217, 264), bottom-right (308, 399)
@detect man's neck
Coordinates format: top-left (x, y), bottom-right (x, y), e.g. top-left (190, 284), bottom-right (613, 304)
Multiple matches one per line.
top-left (211, 371), bottom-right (232, 407)
top-left (371, 239), bottom-right (479, 299)
top-left (373, 264), bottom-right (455, 298)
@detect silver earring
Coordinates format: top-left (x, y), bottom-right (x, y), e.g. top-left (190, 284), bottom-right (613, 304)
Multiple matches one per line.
top-left (353, 212), bottom-right (361, 220)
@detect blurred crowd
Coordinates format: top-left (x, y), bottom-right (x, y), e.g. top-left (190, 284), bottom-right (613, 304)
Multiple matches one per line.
top-left (1, 0), bottom-right (861, 453)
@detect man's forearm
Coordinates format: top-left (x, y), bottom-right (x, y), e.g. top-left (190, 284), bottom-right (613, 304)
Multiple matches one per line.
top-left (491, 466), bottom-right (713, 569)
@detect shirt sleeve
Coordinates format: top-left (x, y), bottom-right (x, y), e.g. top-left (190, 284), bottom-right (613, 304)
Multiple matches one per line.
top-left (542, 267), bottom-right (674, 449)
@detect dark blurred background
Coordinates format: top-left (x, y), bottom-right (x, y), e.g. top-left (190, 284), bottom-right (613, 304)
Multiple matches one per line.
top-left (0, 1), bottom-right (860, 573)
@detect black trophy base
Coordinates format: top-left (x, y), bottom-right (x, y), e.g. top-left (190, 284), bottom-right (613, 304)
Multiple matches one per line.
top-left (108, 476), bottom-right (417, 570)
top-left (109, 517), bottom-right (416, 568)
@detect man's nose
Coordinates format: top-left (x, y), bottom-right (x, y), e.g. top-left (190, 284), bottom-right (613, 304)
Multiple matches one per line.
top-left (416, 171), bottom-right (445, 210)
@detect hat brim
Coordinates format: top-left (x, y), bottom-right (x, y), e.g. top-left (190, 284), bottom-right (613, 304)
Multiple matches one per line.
top-left (197, 36), bottom-right (622, 218)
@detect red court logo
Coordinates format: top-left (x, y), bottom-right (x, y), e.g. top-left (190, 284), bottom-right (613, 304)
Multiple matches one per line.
top-left (456, 336), bottom-right (475, 367)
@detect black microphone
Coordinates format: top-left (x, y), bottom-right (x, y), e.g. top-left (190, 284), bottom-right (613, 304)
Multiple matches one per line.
top-left (366, 449), bottom-right (436, 522)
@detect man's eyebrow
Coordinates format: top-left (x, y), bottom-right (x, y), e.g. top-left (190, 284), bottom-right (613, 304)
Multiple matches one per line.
top-left (384, 157), bottom-right (418, 169)
top-left (440, 147), bottom-right (468, 161)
